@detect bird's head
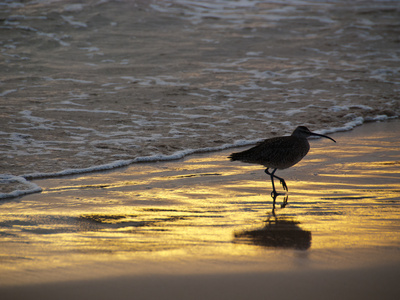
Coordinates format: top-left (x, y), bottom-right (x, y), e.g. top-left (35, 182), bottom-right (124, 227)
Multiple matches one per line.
top-left (292, 126), bottom-right (336, 142)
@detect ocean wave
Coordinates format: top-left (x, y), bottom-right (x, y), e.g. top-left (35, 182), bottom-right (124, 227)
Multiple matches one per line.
top-left (0, 175), bottom-right (42, 200)
top-left (1, 0), bottom-right (399, 199)
top-left (1, 114), bottom-right (392, 200)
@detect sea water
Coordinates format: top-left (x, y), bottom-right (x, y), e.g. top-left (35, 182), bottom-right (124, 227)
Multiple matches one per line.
top-left (1, 0), bottom-right (399, 198)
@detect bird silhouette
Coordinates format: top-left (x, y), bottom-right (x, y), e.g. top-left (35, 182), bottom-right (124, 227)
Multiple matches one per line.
top-left (229, 126), bottom-right (336, 199)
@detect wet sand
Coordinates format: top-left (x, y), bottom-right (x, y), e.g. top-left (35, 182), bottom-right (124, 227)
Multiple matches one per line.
top-left (1, 120), bottom-right (400, 299)
top-left (2, 264), bottom-right (399, 300)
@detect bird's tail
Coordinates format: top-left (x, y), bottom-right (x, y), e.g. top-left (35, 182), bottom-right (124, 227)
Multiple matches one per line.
top-left (228, 152), bottom-right (241, 161)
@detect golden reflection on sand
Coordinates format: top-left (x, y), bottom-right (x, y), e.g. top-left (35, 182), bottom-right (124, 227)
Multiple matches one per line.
top-left (1, 121), bottom-right (400, 285)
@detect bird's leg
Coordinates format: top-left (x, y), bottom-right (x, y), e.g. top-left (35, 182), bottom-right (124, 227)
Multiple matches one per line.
top-left (265, 168), bottom-right (288, 192)
top-left (273, 173), bottom-right (288, 191)
top-left (265, 168), bottom-right (288, 194)
top-left (265, 168), bottom-right (279, 197)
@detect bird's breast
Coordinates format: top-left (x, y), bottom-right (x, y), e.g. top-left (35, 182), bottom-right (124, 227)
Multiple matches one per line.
top-left (266, 137), bottom-right (310, 169)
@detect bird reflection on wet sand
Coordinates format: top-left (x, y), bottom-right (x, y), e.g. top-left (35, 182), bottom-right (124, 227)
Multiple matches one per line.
top-left (272, 193), bottom-right (288, 214)
top-left (234, 215), bottom-right (312, 250)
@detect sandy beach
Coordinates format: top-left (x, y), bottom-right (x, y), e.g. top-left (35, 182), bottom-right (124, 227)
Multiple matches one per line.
top-left (1, 120), bottom-right (399, 299)
top-left (1, 0), bottom-right (400, 298)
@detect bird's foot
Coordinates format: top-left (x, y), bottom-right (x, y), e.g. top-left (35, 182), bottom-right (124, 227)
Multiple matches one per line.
top-left (271, 190), bottom-right (285, 198)
top-left (280, 179), bottom-right (288, 191)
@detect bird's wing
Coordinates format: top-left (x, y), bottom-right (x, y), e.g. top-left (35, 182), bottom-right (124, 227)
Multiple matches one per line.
top-left (229, 136), bottom-right (307, 167)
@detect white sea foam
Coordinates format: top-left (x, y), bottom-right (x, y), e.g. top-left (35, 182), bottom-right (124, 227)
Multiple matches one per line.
top-left (0, 89), bottom-right (18, 97)
top-left (22, 138), bottom-right (262, 180)
top-left (35, 31), bottom-right (70, 47)
top-left (7, 15), bottom-right (47, 21)
top-left (120, 76), bottom-right (189, 87)
top-left (61, 15), bottom-right (87, 28)
top-left (45, 108), bottom-right (128, 115)
top-left (63, 4), bottom-right (85, 12)
top-left (2, 112), bottom-right (397, 199)
top-left (1, 2), bottom-right (24, 8)
top-left (80, 46), bottom-right (101, 52)
top-left (2, 0), bottom-right (399, 199)
top-left (0, 175), bottom-right (42, 199)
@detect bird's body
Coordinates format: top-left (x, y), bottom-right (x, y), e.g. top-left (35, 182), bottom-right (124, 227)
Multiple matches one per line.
top-left (229, 135), bottom-right (310, 169)
top-left (229, 126), bottom-right (336, 201)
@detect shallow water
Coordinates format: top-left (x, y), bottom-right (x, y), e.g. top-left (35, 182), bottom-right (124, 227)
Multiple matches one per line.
top-left (1, 120), bottom-right (399, 286)
top-left (1, 0), bottom-right (400, 189)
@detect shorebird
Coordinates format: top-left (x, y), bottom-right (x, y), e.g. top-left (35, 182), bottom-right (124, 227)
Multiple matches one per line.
top-left (229, 126), bottom-right (336, 199)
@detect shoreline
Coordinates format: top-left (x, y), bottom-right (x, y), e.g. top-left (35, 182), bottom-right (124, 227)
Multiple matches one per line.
top-left (1, 117), bottom-right (396, 199)
top-left (1, 1), bottom-right (399, 297)
top-left (1, 119), bottom-right (399, 299)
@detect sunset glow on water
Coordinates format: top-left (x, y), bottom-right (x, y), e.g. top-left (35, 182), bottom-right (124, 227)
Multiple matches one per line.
top-left (1, 121), bottom-right (399, 286)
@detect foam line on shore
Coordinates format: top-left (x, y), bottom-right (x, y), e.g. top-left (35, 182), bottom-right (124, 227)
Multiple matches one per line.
top-left (1, 116), bottom-right (395, 200)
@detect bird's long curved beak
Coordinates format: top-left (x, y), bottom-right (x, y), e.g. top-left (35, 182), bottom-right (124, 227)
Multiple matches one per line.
top-left (310, 132), bottom-right (336, 143)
